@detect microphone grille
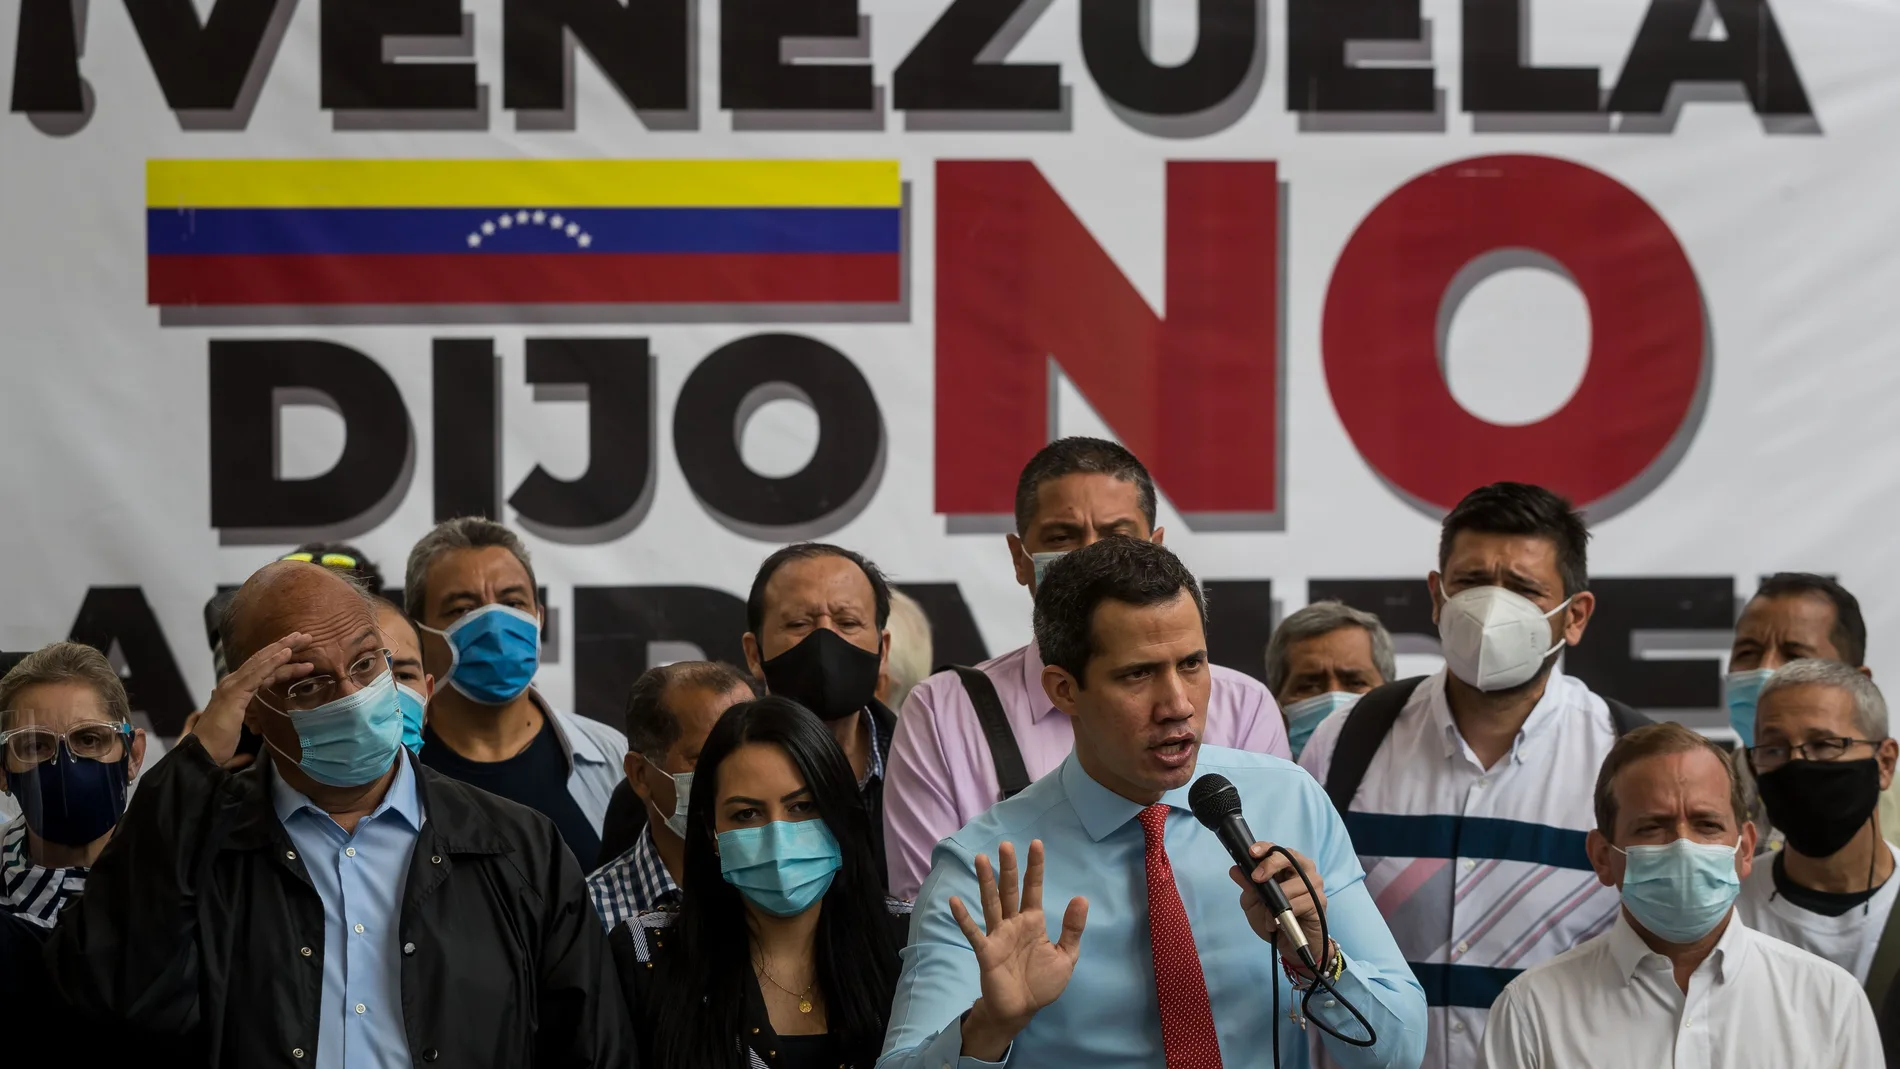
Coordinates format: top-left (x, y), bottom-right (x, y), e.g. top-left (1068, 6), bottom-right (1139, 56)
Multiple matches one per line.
top-left (1188, 773), bottom-right (1242, 828)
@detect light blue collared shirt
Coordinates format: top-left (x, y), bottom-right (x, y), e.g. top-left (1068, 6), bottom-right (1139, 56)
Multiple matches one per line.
top-left (878, 747), bottom-right (1427, 1069)
top-left (271, 754), bottom-right (427, 1069)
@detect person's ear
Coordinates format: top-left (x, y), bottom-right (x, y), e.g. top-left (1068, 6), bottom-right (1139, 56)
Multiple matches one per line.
top-left (1736, 821), bottom-right (1759, 881)
top-left (1560, 591), bottom-right (1597, 646)
top-left (423, 672), bottom-right (436, 702)
top-left (1585, 828), bottom-right (1619, 889)
top-left (1042, 665), bottom-right (1082, 719)
top-left (626, 753), bottom-right (656, 805)
top-left (1150, 525), bottom-right (1166, 546)
top-left (1006, 534), bottom-right (1034, 591)
top-left (1879, 738), bottom-right (1898, 792)
top-left (128, 727), bottom-right (149, 780)
top-left (878, 629), bottom-right (891, 676)
top-left (1861, 665), bottom-right (1876, 681)
top-left (742, 633), bottom-right (765, 683)
top-left (1427, 573), bottom-right (1446, 625)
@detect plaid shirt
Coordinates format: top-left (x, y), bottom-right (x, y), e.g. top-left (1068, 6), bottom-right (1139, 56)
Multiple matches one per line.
top-left (2, 814), bottom-right (88, 928)
top-left (587, 824), bottom-right (680, 932)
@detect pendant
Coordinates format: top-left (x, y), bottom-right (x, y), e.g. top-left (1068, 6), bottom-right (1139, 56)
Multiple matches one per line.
top-left (798, 998), bottom-right (813, 1014)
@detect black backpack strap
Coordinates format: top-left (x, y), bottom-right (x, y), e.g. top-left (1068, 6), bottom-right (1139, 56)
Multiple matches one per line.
top-left (943, 665), bottom-right (1033, 800)
top-left (1323, 677), bottom-right (1428, 816)
top-left (1604, 697), bottom-right (1652, 737)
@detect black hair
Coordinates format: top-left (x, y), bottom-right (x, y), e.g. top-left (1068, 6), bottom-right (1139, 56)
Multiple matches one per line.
top-left (1033, 536), bottom-right (1206, 685)
top-left (652, 697), bottom-right (900, 1069)
top-left (290, 541), bottom-right (387, 597)
top-left (371, 594), bottom-right (424, 653)
top-left (1751, 573), bottom-right (1868, 668)
top-left (1013, 437), bottom-right (1158, 537)
top-left (1438, 482), bottom-right (1591, 597)
top-left (746, 544), bottom-right (891, 637)
top-left (623, 661), bottom-right (757, 756)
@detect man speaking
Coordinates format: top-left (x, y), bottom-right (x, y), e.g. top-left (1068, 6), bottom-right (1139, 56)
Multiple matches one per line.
top-left (879, 539), bottom-right (1426, 1068)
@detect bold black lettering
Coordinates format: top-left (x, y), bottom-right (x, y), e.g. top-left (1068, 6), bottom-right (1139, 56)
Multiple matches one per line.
top-left (1306, 578), bottom-right (1437, 641)
top-left (68, 587), bottom-right (195, 736)
top-left (321, 0), bottom-right (477, 110)
top-left (893, 582), bottom-right (991, 669)
top-left (508, 338), bottom-right (654, 531)
top-left (1285, 0), bottom-right (1435, 112)
top-left (674, 334), bottom-right (883, 536)
top-left (432, 339), bottom-right (500, 522)
top-left (502, 0), bottom-right (689, 112)
top-left (1565, 577), bottom-right (1733, 713)
top-left (124, 0), bottom-right (288, 110)
top-left (1462, 0), bottom-right (1600, 113)
top-left (893, 0), bottom-right (1061, 111)
top-left (11, 0), bottom-right (84, 112)
top-left (1203, 580), bottom-right (1274, 684)
top-left (572, 585), bottom-right (748, 725)
top-left (1081, 0), bottom-right (1255, 116)
top-left (209, 340), bottom-right (412, 531)
top-left (1607, 0), bottom-right (1813, 117)
top-left (721, 0), bottom-right (873, 111)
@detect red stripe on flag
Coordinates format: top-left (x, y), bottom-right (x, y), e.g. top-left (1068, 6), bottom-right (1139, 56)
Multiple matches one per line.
top-left (148, 252), bottom-right (902, 305)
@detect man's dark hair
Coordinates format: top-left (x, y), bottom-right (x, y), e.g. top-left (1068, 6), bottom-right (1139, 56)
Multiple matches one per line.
top-left (1033, 537), bottom-right (1206, 685)
top-left (1438, 482), bottom-right (1591, 596)
top-left (372, 594), bottom-right (424, 652)
top-left (1751, 573), bottom-right (1867, 668)
top-left (623, 661), bottom-right (756, 757)
top-left (746, 543), bottom-right (891, 637)
top-left (1014, 437), bottom-right (1158, 537)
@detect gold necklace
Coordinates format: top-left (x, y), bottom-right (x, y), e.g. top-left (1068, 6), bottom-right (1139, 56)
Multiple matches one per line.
top-left (754, 956), bottom-right (817, 1014)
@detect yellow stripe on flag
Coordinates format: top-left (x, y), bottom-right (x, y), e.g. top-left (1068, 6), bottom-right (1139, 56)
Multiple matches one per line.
top-left (147, 160), bottom-right (901, 209)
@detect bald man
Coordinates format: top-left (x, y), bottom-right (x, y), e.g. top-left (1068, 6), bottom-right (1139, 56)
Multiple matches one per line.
top-left (46, 562), bottom-right (633, 1068)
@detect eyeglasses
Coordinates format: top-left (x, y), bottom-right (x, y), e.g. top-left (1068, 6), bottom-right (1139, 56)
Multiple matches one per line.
top-left (0, 719), bottom-right (134, 767)
top-left (1747, 736), bottom-right (1880, 773)
top-left (280, 551), bottom-right (360, 570)
top-left (262, 650), bottom-right (393, 713)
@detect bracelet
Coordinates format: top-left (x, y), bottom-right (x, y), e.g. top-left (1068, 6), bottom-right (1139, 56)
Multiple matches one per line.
top-left (1283, 939), bottom-right (1343, 989)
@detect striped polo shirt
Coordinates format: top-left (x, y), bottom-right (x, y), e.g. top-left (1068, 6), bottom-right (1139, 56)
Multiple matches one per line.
top-left (1298, 669), bottom-right (1621, 1069)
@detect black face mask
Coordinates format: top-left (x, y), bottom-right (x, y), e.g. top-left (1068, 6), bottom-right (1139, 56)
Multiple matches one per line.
top-left (1756, 757), bottom-right (1883, 858)
top-left (760, 627), bottom-right (881, 721)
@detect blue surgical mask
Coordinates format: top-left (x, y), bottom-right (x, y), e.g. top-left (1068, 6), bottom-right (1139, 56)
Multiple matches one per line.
top-left (643, 753), bottom-right (692, 839)
top-left (264, 669), bottom-right (404, 788)
top-left (718, 818), bottom-right (843, 917)
top-left (426, 604), bottom-right (540, 706)
top-left (395, 682), bottom-right (427, 755)
top-left (1724, 668), bottom-right (1776, 745)
top-left (1030, 551), bottom-right (1067, 593)
top-left (1614, 837), bottom-right (1743, 943)
top-left (1282, 691), bottom-right (1359, 760)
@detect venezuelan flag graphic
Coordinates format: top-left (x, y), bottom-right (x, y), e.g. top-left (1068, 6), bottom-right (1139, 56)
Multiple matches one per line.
top-left (146, 160), bottom-right (903, 307)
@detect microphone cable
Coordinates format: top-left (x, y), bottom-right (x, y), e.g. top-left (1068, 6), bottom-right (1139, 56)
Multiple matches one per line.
top-left (1264, 843), bottom-right (1376, 1068)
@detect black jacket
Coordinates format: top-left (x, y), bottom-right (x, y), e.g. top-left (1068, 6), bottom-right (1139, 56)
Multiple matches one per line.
top-left (44, 738), bottom-right (635, 1068)
top-left (595, 701), bottom-right (897, 888)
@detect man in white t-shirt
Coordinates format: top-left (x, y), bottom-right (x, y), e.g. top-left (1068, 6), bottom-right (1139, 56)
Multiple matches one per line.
top-left (1737, 659), bottom-right (1900, 987)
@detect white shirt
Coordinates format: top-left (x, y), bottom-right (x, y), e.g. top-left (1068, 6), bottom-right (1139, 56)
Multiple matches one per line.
top-left (1482, 911), bottom-right (1882, 1069)
top-left (1736, 842), bottom-right (1900, 984)
top-left (1300, 669), bottom-right (1622, 1069)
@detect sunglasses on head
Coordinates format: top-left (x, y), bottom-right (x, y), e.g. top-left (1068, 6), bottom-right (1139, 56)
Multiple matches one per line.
top-left (280, 551), bottom-right (359, 570)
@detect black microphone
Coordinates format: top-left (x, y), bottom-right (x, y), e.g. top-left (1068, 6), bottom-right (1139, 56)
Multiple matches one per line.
top-left (1189, 773), bottom-right (1318, 970)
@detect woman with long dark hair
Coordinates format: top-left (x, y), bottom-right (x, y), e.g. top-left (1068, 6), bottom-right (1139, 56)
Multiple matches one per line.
top-left (612, 695), bottom-right (905, 1069)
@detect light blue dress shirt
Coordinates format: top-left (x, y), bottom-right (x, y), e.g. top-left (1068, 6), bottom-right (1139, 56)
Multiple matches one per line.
top-left (271, 754), bottom-right (426, 1069)
top-left (878, 746), bottom-right (1427, 1069)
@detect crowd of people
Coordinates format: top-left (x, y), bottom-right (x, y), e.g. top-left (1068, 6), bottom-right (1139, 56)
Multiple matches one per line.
top-left (1, 435), bottom-right (1893, 1068)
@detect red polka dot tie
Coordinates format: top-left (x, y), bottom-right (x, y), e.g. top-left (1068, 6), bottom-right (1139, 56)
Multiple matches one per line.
top-left (1139, 803), bottom-right (1225, 1069)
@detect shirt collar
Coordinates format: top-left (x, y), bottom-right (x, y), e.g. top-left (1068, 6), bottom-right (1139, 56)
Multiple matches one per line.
top-left (1606, 907), bottom-right (1747, 985)
top-left (1020, 643), bottom-right (1063, 724)
top-left (1428, 668), bottom-right (1572, 764)
top-left (532, 690), bottom-right (611, 771)
top-left (631, 825), bottom-right (681, 907)
top-left (858, 709), bottom-right (887, 790)
top-left (1059, 750), bottom-right (1194, 843)
top-left (268, 748), bottom-right (425, 833)
top-left (1, 814), bottom-right (85, 925)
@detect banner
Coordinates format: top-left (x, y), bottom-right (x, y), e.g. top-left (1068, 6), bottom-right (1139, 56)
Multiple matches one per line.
top-left (2, 0), bottom-right (1893, 742)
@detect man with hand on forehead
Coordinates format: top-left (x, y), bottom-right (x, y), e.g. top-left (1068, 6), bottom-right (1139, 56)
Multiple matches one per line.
top-left (46, 560), bottom-right (630, 1068)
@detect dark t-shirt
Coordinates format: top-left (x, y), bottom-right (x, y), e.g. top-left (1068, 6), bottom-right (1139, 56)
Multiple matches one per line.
top-left (1772, 850), bottom-right (1885, 918)
top-left (421, 716), bottom-right (602, 870)
top-left (775, 1031), bottom-right (845, 1069)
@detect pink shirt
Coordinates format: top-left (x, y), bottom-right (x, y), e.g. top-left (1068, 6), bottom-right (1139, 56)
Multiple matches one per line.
top-left (882, 641), bottom-right (1290, 899)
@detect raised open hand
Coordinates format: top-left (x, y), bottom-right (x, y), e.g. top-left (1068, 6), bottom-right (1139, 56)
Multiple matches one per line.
top-left (189, 633), bottom-right (313, 764)
top-left (949, 839), bottom-right (1088, 1058)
